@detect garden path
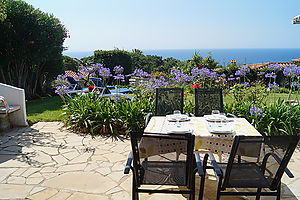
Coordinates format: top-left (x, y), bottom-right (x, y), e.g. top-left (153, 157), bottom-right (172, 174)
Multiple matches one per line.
top-left (0, 122), bottom-right (299, 200)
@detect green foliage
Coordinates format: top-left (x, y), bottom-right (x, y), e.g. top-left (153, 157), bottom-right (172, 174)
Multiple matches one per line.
top-left (258, 101), bottom-right (300, 135)
top-left (94, 49), bottom-right (132, 75)
top-left (0, 0), bottom-right (68, 98)
top-left (63, 93), bottom-right (154, 138)
top-left (63, 56), bottom-right (81, 72)
top-left (226, 100), bottom-right (300, 135)
top-left (229, 84), bottom-right (269, 105)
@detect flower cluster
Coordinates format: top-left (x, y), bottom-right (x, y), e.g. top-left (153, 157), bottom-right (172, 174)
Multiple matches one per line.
top-left (265, 72), bottom-right (277, 79)
top-left (192, 83), bottom-right (201, 88)
top-left (55, 85), bottom-right (69, 95)
top-left (146, 76), bottom-right (169, 91)
top-left (283, 64), bottom-right (300, 78)
top-left (170, 69), bottom-right (191, 83)
top-left (113, 74), bottom-right (125, 80)
top-left (191, 67), bottom-right (211, 79)
top-left (235, 65), bottom-right (250, 77)
top-left (130, 69), bottom-right (150, 77)
top-left (98, 67), bottom-right (112, 78)
top-left (268, 64), bottom-right (281, 71)
top-left (250, 106), bottom-right (262, 116)
top-left (268, 82), bottom-right (279, 90)
top-left (241, 82), bottom-right (250, 87)
top-left (113, 65), bottom-right (124, 74)
top-left (291, 81), bottom-right (300, 88)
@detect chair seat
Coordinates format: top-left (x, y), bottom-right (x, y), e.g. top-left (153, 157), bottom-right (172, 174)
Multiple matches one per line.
top-left (110, 88), bottom-right (132, 94)
top-left (218, 163), bottom-right (270, 188)
top-left (141, 161), bottom-right (187, 186)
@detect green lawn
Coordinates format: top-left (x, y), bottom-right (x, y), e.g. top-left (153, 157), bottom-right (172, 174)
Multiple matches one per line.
top-left (26, 96), bottom-right (64, 124)
top-left (26, 92), bottom-right (300, 124)
top-left (223, 92), bottom-right (300, 105)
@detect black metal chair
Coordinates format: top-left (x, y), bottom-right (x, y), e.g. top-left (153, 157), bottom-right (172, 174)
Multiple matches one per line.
top-left (145, 88), bottom-right (184, 126)
top-left (124, 132), bottom-right (205, 200)
top-left (202, 135), bottom-right (299, 200)
top-left (193, 88), bottom-right (236, 117)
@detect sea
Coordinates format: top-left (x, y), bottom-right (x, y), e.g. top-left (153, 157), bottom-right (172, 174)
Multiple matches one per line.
top-left (63, 48), bottom-right (300, 66)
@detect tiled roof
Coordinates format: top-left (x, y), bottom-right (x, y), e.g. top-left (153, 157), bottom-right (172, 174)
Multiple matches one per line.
top-left (246, 62), bottom-right (293, 69)
top-left (292, 58), bottom-right (300, 62)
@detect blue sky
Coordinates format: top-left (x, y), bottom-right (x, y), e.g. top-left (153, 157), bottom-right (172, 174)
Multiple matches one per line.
top-left (25, 0), bottom-right (300, 52)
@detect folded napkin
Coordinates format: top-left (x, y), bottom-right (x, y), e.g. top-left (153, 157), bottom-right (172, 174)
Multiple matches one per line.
top-left (166, 114), bottom-right (189, 122)
top-left (207, 123), bottom-right (234, 134)
top-left (167, 125), bottom-right (193, 134)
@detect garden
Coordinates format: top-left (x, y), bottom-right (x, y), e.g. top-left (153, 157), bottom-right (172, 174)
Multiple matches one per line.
top-left (47, 62), bottom-right (300, 138)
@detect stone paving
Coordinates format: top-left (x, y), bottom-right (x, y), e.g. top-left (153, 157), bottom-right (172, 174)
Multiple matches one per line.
top-left (0, 122), bottom-right (299, 200)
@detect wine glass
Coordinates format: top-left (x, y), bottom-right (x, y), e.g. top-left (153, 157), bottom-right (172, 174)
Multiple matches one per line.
top-left (211, 110), bottom-right (220, 122)
top-left (173, 110), bottom-right (181, 126)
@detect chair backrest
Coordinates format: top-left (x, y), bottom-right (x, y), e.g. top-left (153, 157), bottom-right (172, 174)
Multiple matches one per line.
top-left (155, 88), bottom-right (184, 116)
top-left (90, 77), bottom-right (103, 87)
top-left (66, 76), bottom-right (82, 90)
top-left (90, 77), bottom-right (111, 94)
top-left (130, 132), bottom-right (195, 186)
top-left (194, 88), bottom-right (224, 116)
top-left (223, 135), bottom-right (299, 190)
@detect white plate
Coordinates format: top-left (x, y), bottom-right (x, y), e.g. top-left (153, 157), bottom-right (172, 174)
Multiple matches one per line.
top-left (207, 123), bottom-right (234, 134)
top-left (204, 115), bottom-right (229, 122)
top-left (166, 114), bottom-right (189, 122)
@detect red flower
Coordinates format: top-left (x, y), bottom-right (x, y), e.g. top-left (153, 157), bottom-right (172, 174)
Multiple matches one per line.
top-left (192, 83), bottom-right (201, 88)
top-left (88, 85), bottom-right (95, 92)
top-left (198, 65), bottom-right (203, 68)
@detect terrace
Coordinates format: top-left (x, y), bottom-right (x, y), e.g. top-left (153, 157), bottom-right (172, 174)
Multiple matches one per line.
top-left (0, 122), bottom-right (299, 200)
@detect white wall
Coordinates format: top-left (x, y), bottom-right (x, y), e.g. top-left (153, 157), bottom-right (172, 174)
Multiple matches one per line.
top-left (0, 83), bottom-right (28, 126)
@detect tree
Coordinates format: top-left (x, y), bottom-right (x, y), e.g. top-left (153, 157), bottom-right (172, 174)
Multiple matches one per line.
top-left (0, 0), bottom-right (68, 98)
top-left (94, 49), bottom-right (132, 75)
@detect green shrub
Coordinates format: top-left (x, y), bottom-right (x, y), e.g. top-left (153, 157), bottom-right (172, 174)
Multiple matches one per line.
top-left (225, 100), bottom-right (300, 135)
top-left (63, 93), bottom-right (154, 138)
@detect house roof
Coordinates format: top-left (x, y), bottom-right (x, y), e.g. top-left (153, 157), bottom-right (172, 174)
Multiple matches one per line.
top-left (292, 58), bottom-right (300, 63)
top-left (246, 62), bottom-right (293, 69)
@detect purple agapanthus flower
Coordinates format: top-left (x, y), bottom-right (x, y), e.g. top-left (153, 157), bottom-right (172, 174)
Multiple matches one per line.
top-left (258, 72), bottom-right (265, 76)
top-left (220, 73), bottom-right (226, 77)
top-left (113, 74), bottom-right (125, 80)
top-left (146, 76), bottom-right (169, 91)
top-left (291, 81), bottom-right (300, 88)
top-left (113, 65), bottom-right (124, 74)
top-left (209, 71), bottom-right (218, 80)
top-left (132, 69), bottom-right (150, 77)
top-left (283, 65), bottom-right (300, 78)
top-left (241, 82), bottom-right (250, 87)
top-left (227, 75), bottom-right (235, 81)
top-left (250, 106), bottom-right (262, 116)
top-left (98, 67), bottom-right (112, 78)
top-left (191, 67), bottom-right (211, 79)
top-left (170, 69), bottom-right (191, 83)
top-left (55, 85), bottom-right (69, 95)
top-left (268, 82), bottom-right (280, 90)
top-left (235, 65), bottom-right (250, 77)
top-left (268, 64), bottom-right (281, 71)
top-left (265, 72), bottom-right (277, 79)
top-left (56, 74), bottom-right (67, 82)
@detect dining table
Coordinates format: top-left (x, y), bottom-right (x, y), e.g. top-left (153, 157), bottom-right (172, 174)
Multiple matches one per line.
top-left (138, 116), bottom-right (262, 160)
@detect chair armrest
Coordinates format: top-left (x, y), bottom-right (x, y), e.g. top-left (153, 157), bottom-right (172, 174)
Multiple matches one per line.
top-left (226, 113), bottom-right (237, 118)
top-left (194, 152), bottom-right (204, 176)
top-left (206, 152), bottom-right (222, 176)
top-left (124, 152), bottom-right (133, 174)
top-left (145, 112), bottom-right (152, 127)
top-left (267, 153), bottom-right (294, 178)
